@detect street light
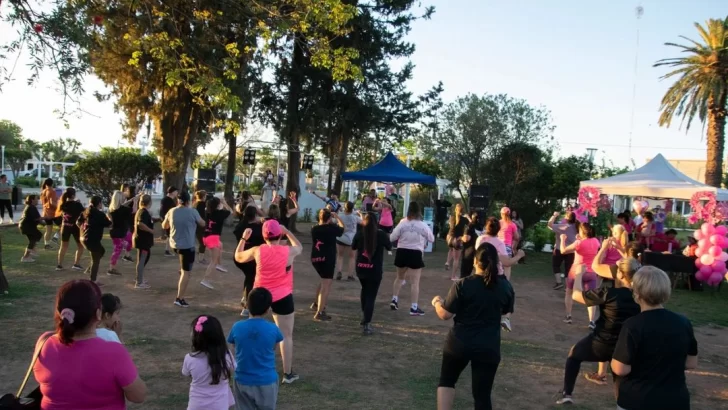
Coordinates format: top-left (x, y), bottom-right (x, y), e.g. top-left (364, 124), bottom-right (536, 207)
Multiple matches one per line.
top-left (586, 148), bottom-right (597, 179)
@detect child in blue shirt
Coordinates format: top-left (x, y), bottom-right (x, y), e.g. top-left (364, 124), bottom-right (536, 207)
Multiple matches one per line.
top-left (228, 287), bottom-right (283, 410)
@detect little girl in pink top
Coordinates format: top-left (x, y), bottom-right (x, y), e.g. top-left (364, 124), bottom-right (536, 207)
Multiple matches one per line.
top-left (183, 315), bottom-right (235, 410)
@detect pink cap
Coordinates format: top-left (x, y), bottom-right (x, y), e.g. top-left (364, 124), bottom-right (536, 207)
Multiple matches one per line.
top-left (501, 207), bottom-right (511, 215)
top-left (262, 219), bottom-right (282, 239)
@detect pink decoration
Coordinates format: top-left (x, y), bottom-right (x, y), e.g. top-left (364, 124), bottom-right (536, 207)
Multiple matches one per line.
top-left (694, 230), bottom-right (704, 240)
top-left (689, 191), bottom-right (718, 224)
top-left (695, 258), bottom-right (703, 269)
top-left (699, 265), bottom-right (712, 275)
top-left (716, 225), bottom-right (728, 236)
top-left (701, 222), bottom-right (715, 236)
top-left (695, 247), bottom-right (705, 258)
top-left (709, 272), bottom-right (724, 286)
top-left (576, 213), bottom-right (588, 223)
top-left (696, 271), bottom-right (708, 282)
top-left (633, 199), bottom-right (644, 214)
top-left (698, 238), bottom-right (708, 250)
top-left (700, 254), bottom-right (715, 266)
top-left (718, 252), bottom-right (728, 262)
top-left (577, 186), bottom-right (601, 217)
top-left (709, 245), bottom-right (723, 257)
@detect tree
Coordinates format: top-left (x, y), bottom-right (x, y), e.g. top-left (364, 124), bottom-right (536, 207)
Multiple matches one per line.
top-left (550, 155), bottom-right (592, 203)
top-left (654, 17), bottom-right (728, 187)
top-left (2, 0), bottom-right (360, 190)
top-left (0, 120), bottom-right (23, 147)
top-left (410, 157), bottom-right (441, 191)
top-left (65, 147), bottom-right (161, 203)
top-left (5, 148), bottom-right (32, 179)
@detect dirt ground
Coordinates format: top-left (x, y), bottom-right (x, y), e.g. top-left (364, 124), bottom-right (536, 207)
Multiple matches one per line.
top-left (0, 223), bottom-right (727, 410)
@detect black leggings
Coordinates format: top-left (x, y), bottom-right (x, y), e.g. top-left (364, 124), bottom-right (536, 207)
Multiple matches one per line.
top-left (358, 276), bottom-right (382, 325)
top-left (83, 242), bottom-right (106, 282)
top-left (562, 335), bottom-right (615, 395)
top-left (0, 199), bottom-right (13, 219)
top-left (196, 228), bottom-right (206, 254)
top-left (236, 260), bottom-right (256, 304)
top-left (439, 337), bottom-right (500, 410)
top-left (25, 229), bottom-right (42, 250)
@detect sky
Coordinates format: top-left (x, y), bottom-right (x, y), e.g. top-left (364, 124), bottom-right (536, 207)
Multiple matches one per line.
top-left (0, 0), bottom-right (726, 168)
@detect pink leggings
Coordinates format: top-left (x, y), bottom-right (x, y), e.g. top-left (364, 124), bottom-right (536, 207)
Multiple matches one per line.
top-left (111, 233), bottom-right (133, 265)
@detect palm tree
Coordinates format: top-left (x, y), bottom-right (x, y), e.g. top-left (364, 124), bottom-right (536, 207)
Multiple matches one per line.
top-left (654, 18), bottom-right (728, 187)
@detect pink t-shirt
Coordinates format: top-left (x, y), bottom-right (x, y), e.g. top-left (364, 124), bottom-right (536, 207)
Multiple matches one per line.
top-left (255, 245), bottom-right (292, 302)
top-left (603, 247), bottom-right (622, 266)
top-left (379, 207), bottom-right (393, 227)
top-left (498, 221), bottom-right (517, 246)
top-left (182, 352), bottom-right (235, 410)
top-left (474, 235), bottom-right (506, 275)
top-left (34, 334), bottom-right (138, 410)
top-left (571, 238), bottom-right (600, 275)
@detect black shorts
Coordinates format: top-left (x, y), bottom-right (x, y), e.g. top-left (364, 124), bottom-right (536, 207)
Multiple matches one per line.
top-left (271, 293), bottom-right (294, 315)
top-left (49, 217), bottom-right (62, 226)
top-left (448, 237), bottom-right (463, 250)
top-left (336, 240), bottom-right (350, 247)
top-left (380, 225), bottom-right (393, 234)
top-left (552, 248), bottom-right (575, 274)
top-left (394, 248), bottom-right (425, 269)
top-left (313, 260), bottom-right (336, 279)
top-left (174, 247), bottom-right (196, 271)
top-left (61, 225), bottom-right (80, 243)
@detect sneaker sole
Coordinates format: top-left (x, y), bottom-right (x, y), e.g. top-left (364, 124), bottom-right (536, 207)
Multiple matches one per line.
top-left (390, 304), bottom-right (398, 311)
top-left (174, 302), bottom-right (189, 308)
top-left (200, 282), bottom-right (215, 290)
top-left (281, 377), bottom-right (299, 384)
top-left (72, 267), bottom-right (84, 271)
top-left (409, 312), bottom-right (425, 316)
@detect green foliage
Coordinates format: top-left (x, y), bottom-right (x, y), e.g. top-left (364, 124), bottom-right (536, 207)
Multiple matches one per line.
top-left (65, 148), bottom-right (161, 203)
top-left (5, 148), bottom-right (32, 179)
top-left (0, 120), bottom-right (23, 147)
top-left (410, 157), bottom-right (441, 191)
top-left (525, 223), bottom-right (552, 253)
top-left (665, 212), bottom-right (701, 231)
top-left (14, 176), bottom-right (39, 187)
top-left (550, 156), bottom-right (592, 202)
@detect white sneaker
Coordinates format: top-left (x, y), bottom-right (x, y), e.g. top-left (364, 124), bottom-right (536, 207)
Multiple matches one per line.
top-left (215, 265), bottom-right (228, 273)
top-left (200, 280), bottom-right (214, 290)
top-left (501, 317), bottom-right (512, 332)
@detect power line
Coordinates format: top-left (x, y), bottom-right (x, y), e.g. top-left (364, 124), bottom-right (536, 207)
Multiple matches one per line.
top-left (560, 141), bottom-right (706, 151)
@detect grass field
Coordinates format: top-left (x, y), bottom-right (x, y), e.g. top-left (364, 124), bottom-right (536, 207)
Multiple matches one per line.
top-left (0, 224), bottom-right (727, 410)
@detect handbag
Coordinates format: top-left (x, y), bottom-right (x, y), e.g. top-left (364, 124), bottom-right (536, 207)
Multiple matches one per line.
top-left (0, 333), bottom-right (53, 410)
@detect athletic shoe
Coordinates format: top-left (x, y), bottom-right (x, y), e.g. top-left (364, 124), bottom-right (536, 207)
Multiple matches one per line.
top-left (501, 317), bottom-right (512, 332)
top-left (390, 299), bottom-right (399, 311)
top-left (336, 271), bottom-right (342, 280)
top-left (553, 283), bottom-right (564, 290)
top-left (588, 321), bottom-right (596, 331)
top-left (174, 298), bottom-right (190, 308)
top-left (44, 244), bottom-right (54, 250)
top-left (584, 372), bottom-right (607, 385)
top-left (21, 257), bottom-right (35, 263)
top-left (314, 312), bottom-right (332, 322)
top-left (134, 283), bottom-right (151, 290)
top-left (346, 276), bottom-right (356, 282)
top-left (199, 258), bottom-right (209, 265)
top-left (309, 302), bottom-right (318, 311)
top-left (363, 323), bottom-right (374, 335)
top-left (107, 269), bottom-right (122, 276)
top-left (55, 265), bottom-right (64, 271)
top-left (555, 393), bottom-right (574, 405)
top-left (72, 264), bottom-right (84, 271)
top-left (444, 263), bottom-right (449, 270)
top-left (52, 236), bottom-right (59, 244)
top-left (281, 372), bottom-right (299, 384)
top-left (122, 255), bottom-right (134, 263)
top-left (164, 250), bottom-right (173, 257)
top-left (240, 308), bottom-right (250, 318)
top-left (215, 265), bottom-right (228, 273)
top-left (409, 307), bottom-right (425, 316)
top-left (200, 280), bottom-right (214, 290)
top-left (563, 315), bottom-right (573, 324)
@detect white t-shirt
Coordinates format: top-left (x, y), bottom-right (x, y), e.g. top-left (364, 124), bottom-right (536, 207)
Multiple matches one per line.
top-left (390, 218), bottom-right (435, 251)
top-left (96, 328), bottom-right (121, 343)
top-left (337, 213), bottom-right (361, 245)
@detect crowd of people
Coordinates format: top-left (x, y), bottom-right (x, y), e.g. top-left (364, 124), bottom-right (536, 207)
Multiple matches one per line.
top-left (6, 182), bottom-right (701, 410)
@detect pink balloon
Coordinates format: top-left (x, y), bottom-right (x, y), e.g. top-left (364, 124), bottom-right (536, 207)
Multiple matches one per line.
top-left (696, 271), bottom-right (708, 282)
top-left (714, 264), bottom-right (726, 274)
top-left (709, 245), bottom-right (722, 257)
top-left (698, 239), bottom-right (709, 250)
top-left (711, 260), bottom-right (725, 270)
top-left (716, 225), bottom-right (728, 236)
top-left (710, 235), bottom-right (721, 246)
top-left (700, 265), bottom-right (713, 274)
top-left (702, 223), bottom-right (715, 236)
top-left (710, 272), bottom-right (724, 282)
top-left (701, 254), bottom-right (715, 266)
top-left (695, 258), bottom-right (703, 269)
top-left (694, 230), bottom-right (704, 240)
top-left (719, 252), bottom-right (728, 262)
top-left (695, 247), bottom-right (705, 258)
top-left (633, 200), bottom-right (644, 214)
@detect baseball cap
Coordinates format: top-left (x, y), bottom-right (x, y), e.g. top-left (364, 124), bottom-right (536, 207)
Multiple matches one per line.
top-left (262, 219), bottom-right (282, 239)
top-left (501, 207), bottom-right (511, 215)
top-left (178, 191), bottom-right (190, 204)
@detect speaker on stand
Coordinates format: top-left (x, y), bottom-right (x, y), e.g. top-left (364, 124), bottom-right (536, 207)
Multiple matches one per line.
top-left (194, 168), bottom-right (217, 194)
top-left (468, 185), bottom-right (489, 230)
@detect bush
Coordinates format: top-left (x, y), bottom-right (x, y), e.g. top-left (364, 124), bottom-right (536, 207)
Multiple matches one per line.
top-left (525, 222), bottom-right (553, 253)
top-left (665, 212), bottom-right (700, 231)
top-left (15, 176), bottom-right (39, 187)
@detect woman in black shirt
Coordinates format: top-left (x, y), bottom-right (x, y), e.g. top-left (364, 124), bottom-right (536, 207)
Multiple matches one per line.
top-left (193, 190), bottom-right (208, 264)
top-left (556, 253), bottom-right (641, 405)
top-left (352, 212), bottom-right (392, 335)
top-left (233, 205), bottom-right (265, 317)
top-left (446, 203), bottom-right (468, 281)
top-left (432, 242), bottom-right (514, 410)
top-left (459, 212), bottom-right (480, 279)
top-left (309, 209), bottom-right (344, 321)
top-left (199, 196), bottom-right (232, 290)
top-left (133, 194), bottom-right (155, 289)
top-left (107, 190), bottom-right (134, 276)
top-left (77, 196), bottom-right (112, 284)
top-left (55, 188), bottom-right (85, 271)
top-left (19, 194), bottom-right (43, 263)
top-left (611, 266), bottom-right (698, 410)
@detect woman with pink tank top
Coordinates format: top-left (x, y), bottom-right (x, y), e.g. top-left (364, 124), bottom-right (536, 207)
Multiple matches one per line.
top-left (235, 219), bottom-right (303, 385)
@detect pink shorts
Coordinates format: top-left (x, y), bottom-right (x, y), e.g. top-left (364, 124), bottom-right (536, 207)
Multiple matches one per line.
top-left (202, 235), bottom-right (222, 249)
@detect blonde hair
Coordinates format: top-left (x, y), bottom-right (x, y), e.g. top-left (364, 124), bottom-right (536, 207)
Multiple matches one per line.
top-left (108, 190), bottom-right (125, 213)
top-left (632, 266), bottom-right (671, 306)
top-left (617, 258), bottom-right (640, 283)
top-left (612, 224), bottom-right (628, 248)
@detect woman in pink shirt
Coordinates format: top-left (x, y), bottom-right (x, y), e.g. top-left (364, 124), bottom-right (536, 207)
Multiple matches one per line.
top-left (559, 223), bottom-right (600, 328)
top-left (235, 219), bottom-right (303, 384)
top-left (374, 198), bottom-right (394, 233)
top-left (498, 207), bottom-right (519, 257)
top-left (33, 279), bottom-right (146, 410)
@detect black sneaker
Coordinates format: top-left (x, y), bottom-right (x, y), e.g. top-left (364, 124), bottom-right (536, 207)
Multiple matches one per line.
top-left (409, 307), bottom-right (425, 316)
top-left (313, 311), bottom-right (332, 322)
top-left (107, 269), bottom-right (122, 276)
top-left (362, 323), bottom-right (374, 335)
top-left (588, 321), bottom-right (596, 331)
top-left (164, 250), bottom-right (173, 257)
top-left (346, 275), bottom-right (356, 282)
top-left (553, 283), bottom-right (564, 290)
top-left (122, 255), bottom-right (134, 263)
top-left (310, 302), bottom-right (318, 311)
top-left (555, 393), bottom-right (574, 405)
top-left (44, 244), bottom-right (54, 250)
top-left (281, 372), bottom-right (299, 384)
top-left (335, 271), bottom-right (342, 280)
top-left (563, 315), bottom-right (573, 324)
top-left (71, 264), bottom-right (84, 271)
top-left (55, 265), bottom-right (63, 271)
top-left (174, 298), bottom-right (190, 308)
top-left (390, 299), bottom-right (399, 311)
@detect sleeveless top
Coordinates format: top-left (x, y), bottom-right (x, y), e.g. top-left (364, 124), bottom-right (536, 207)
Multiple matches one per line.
top-left (254, 245), bottom-right (292, 302)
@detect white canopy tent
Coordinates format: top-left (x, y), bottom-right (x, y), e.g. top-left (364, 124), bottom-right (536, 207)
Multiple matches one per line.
top-left (580, 154), bottom-right (728, 201)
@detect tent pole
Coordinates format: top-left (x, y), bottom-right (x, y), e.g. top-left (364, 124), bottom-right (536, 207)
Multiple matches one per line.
top-left (403, 154), bottom-right (411, 217)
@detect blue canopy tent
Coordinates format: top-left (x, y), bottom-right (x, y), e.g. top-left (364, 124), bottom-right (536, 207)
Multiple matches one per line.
top-left (340, 152), bottom-right (436, 184)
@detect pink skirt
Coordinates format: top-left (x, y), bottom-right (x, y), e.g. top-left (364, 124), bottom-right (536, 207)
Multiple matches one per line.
top-left (202, 235), bottom-right (222, 249)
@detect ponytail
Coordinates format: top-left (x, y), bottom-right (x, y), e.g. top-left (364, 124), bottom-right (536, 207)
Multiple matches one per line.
top-left (57, 188), bottom-right (76, 215)
top-left (474, 242), bottom-right (500, 288)
top-left (83, 196), bottom-right (102, 220)
top-left (363, 212), bottom-right (378, 256)
top-left (54, 280), bottom-right (101, 345)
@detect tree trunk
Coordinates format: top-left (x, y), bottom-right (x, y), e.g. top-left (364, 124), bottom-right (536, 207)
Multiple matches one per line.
top-left (333, 126), bottom-right (351, 196)
top-left (0, 238), bottom-right (8, 294)
top-left (156, 89), bottom-right (198, 191)
top-left (284, 36), bottom-right (305, 232)
top-left (706, 93), bottom-right (727, 188)
top-left (224, 130), bottom-right (236, 204)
